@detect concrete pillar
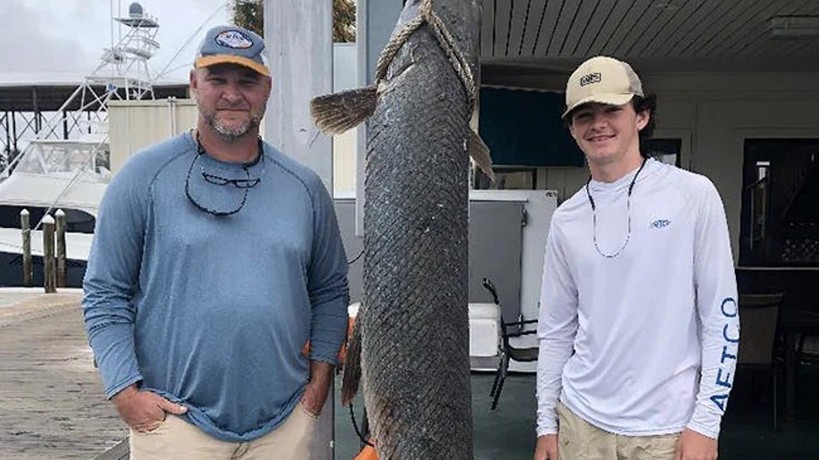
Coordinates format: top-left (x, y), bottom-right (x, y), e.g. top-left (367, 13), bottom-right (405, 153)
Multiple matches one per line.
top-left (264, 3), bottom-right (334, 459)
top-left (264, 1), bottom-right (334, 193)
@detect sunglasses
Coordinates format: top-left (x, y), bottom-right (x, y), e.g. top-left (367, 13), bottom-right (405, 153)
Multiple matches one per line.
top-left (185, 133), bottom-right (265, 216)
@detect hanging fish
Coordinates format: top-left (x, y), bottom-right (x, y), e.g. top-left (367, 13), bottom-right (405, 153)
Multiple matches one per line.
top-left (311, 0), bottom-right (488, 458)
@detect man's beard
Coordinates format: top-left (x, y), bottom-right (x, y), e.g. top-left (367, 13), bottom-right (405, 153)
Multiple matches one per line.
top-left (203, 109), bottom-right (264, 141)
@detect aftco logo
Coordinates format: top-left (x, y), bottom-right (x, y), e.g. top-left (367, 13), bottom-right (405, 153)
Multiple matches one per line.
top-left (579, 73), bottom-right (601, 87)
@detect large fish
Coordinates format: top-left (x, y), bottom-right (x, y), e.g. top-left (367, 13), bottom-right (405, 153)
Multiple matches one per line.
top-left (310, 0), bottom-right (487, 458)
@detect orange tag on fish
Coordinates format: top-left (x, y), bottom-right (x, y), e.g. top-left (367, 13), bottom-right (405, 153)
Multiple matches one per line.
top-left (354, 444), bottom-right (378, 460)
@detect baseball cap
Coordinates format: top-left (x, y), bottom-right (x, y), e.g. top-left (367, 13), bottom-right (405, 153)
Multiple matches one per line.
top-left (194, 25), bottom-right (269, 76)
top-left (563, 56), bottom-right (643, 118)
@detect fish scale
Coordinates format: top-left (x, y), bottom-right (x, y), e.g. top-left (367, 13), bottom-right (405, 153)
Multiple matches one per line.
top-left (361, 19), bottom-right (474, 459)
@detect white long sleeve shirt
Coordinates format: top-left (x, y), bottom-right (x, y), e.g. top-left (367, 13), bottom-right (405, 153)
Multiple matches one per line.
top-left (536, 159), bottom-right (739, 439)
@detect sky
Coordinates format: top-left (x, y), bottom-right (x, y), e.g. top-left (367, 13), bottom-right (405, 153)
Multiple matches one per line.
top-left (0, 0), bottom-right (230, 83)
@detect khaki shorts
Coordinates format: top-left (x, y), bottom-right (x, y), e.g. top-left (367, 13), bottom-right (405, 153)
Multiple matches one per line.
top-left (556, 402), bottom-right (680, 460)
top-left (129, 402), bottom-right (317, 460)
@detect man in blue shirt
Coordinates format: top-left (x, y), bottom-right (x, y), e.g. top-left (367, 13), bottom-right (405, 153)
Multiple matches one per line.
top-left (83, 25), bottom-right (350, 459)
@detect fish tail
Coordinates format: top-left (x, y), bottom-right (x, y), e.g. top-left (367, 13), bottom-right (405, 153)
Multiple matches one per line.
top-left (341, 314), bottom-right (363, 406)
top-left (310, 86), bottom-right (378, 135)
top-left (468, 129), bottom-right (494, 182)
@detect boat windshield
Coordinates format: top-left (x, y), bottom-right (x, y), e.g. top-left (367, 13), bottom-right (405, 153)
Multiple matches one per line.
top-left (14, 141), bottom-right (110, 178)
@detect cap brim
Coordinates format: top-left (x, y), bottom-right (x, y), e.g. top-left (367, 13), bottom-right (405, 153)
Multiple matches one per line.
top-left (562, 93), bottom-right (635, 118)
top-left (195, 55), bottom-right (270, 77)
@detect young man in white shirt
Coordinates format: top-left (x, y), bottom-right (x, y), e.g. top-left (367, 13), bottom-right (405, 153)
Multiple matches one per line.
top-left (533, 56), bottom-right (739, 460)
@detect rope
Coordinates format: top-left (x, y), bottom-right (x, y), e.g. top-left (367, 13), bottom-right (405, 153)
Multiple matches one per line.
top-left (372, 0), bottom-right (478, 114)
top-left (422, 0), bottom-right (478, 115)
top-left (374, 17), bottom-right (426, 81)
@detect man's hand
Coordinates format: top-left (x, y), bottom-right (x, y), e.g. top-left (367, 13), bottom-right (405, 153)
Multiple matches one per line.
top-left (111, 384), bottom-right (188, 432)
top-left (300, 361), bottom-right (334, 417)
top-left (534, 434), bottom-right (559, 460)
top-left (675, 428), bottom-right (717, 460)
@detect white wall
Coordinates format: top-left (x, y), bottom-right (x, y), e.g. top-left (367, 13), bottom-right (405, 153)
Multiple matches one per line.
top-left (108, 99), bottom-right (198, 173)
top-left (332, 43), bottom-right (358, 199)
top-left (516, 71), bottom-right (819, 262)
top-left (333, 130), bottom-right (357, 198)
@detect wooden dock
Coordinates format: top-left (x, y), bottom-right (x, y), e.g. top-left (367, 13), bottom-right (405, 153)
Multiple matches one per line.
top-left (0, 289), bottom-right (127, 459)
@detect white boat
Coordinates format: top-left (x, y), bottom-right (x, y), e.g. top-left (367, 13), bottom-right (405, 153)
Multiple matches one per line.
top-left (0, 2), bottom-right (161, 287)
top-left (0, 139), bottom-right (106, 287)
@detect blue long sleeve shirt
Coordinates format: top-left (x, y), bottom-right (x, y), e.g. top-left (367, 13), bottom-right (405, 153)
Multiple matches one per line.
top-left (83, 132), bottom-right (349, 442)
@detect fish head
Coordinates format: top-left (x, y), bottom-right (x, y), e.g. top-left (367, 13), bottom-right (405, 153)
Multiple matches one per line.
top-left (426, 0), bottom-right (482, 83)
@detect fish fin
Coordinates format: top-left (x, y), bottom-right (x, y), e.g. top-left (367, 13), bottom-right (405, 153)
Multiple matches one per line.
top-left (468, 129), bottom-right (495, 183)
top-left (310, 86), bottom-right (378, 135)
top-left (341, 310), bottom-right (364, 406)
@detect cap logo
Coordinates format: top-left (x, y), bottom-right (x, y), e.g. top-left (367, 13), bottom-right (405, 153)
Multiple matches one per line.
top-left (214, 30), bottom-right (253, 49)
top-left (580, 73), bottom-right (601, 87)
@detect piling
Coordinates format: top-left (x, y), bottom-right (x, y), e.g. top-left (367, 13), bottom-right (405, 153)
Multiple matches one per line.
top-left (55, 209), bottom-right (67, 288)
top-left (42, 215), bottom-right (56, 293)
top-left (21, 209), bottom-right (32, 287)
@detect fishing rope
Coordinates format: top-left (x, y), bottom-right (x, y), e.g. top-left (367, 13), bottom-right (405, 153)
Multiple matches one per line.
top-left (374, 17), bottom-right (425, 81)
top-left (422, 0), bottom-right (478, 115)
top-left (373, 0), bottom-right (478, 114)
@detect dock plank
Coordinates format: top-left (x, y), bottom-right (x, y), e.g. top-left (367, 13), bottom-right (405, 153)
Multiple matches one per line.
top-left (0, 293), bottom-right (127, 459)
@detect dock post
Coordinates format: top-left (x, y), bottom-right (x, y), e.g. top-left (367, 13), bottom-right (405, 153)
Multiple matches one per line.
top-left (21, 209), bottom-right (32, 287)
top-left (42, 215), bottom-right (56, 294)
top-left (55, 209), bottom-right (67, 288)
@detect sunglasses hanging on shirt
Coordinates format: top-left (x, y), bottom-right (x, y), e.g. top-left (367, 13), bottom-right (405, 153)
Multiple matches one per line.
top-left (185, 132), bottom-right (265, 217)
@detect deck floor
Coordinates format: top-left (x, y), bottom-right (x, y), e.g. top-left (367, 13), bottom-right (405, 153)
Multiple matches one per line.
top-left (0, 291), bottom-right (126, 459)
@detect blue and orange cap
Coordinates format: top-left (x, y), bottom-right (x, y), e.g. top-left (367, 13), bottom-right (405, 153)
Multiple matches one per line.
top-left (194, 25), bottom-right (270, 77)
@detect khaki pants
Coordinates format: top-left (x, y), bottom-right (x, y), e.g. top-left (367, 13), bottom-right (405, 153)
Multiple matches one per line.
top-left (556, 403), bottom-right (680, 460)
top-left (130, 403), bottom-right (317, 460)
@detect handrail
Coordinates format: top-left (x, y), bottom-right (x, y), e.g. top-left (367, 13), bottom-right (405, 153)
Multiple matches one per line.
top-left (780, 156), bottom-right (816, 222)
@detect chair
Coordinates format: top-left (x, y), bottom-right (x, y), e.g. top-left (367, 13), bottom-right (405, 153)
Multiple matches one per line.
top-left (797, 330), bottom-right (819, 366)
top-left (482, 277), bottom-right (538, 411)
top-left (792, 310), bottom-right (819, 410)
top-left (737, 292), bottom-right (786, 431)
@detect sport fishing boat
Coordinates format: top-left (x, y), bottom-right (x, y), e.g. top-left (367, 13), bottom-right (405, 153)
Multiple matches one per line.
top-left (0, 138), bottom-right (107, 287)
top-left (0, 2), bottom-right (161, 287)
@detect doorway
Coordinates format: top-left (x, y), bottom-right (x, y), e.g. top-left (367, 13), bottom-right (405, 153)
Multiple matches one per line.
top-left (740, 139), bottom-right (819, 266)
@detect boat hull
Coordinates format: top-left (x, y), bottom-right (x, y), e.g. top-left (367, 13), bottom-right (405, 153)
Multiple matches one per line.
top-left (0, 250), bottom-right (87, 288)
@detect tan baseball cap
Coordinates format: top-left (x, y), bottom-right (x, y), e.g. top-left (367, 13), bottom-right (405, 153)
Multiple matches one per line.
top-left (563, 56), bottom-right (643, 118)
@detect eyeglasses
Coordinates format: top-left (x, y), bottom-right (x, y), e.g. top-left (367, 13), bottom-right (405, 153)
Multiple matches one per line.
top-left (185, 134), bottom-right (264, 216)
top-left (585, 158), bottom-right (647, 258)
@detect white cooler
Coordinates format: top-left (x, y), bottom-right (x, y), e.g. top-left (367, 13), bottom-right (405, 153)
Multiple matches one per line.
top-left (468, 302), bottom-right (501, 371)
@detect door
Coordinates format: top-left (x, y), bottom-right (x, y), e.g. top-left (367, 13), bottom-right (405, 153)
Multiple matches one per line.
top-left (468, 200), bottom-right (524, 323)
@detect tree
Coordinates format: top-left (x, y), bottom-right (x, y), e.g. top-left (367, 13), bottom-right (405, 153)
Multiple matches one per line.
top-left (231, 0), bottom-right (263, 36)
top-left (230, 0), bottom-right (356, 42)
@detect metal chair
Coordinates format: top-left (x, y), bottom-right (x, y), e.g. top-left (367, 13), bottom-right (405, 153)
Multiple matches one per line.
top-left (737, 292), bottom-right (786, 431)
top-left (481, 277), bottom-right (538, 411)
top-left (791, 310), bottom-right (819, 416)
